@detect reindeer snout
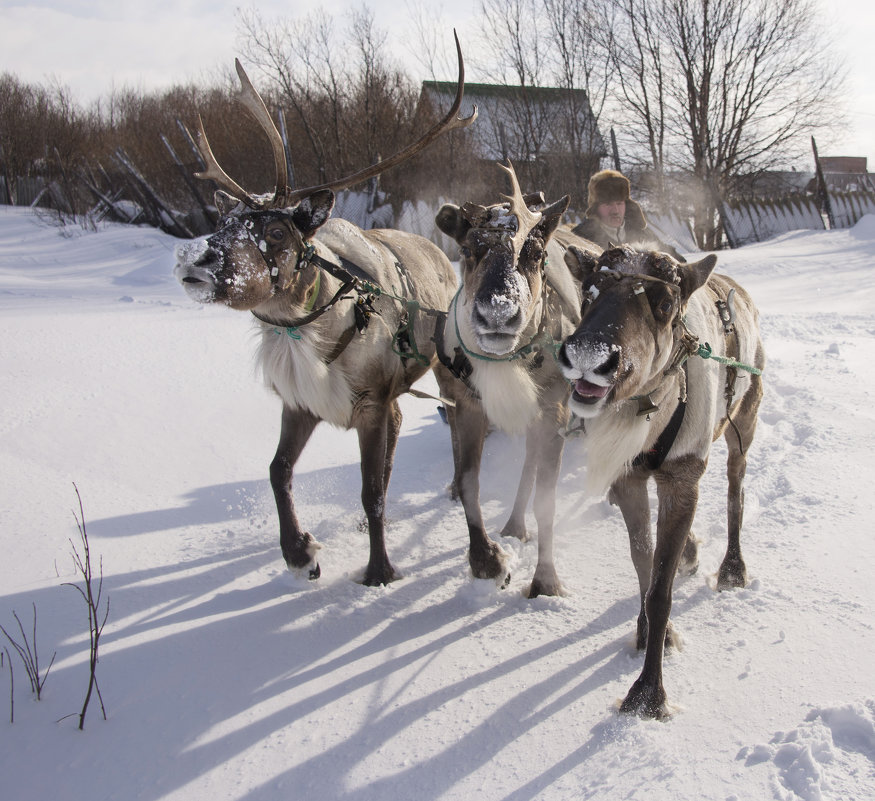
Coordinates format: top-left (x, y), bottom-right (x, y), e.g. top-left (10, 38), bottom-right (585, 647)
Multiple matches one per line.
top-left (473, 297), bottom-right (522, 332)
top-left (174, 240), bottom-right (223, 298)
top-left (560, 336), bottom-right (620, 408)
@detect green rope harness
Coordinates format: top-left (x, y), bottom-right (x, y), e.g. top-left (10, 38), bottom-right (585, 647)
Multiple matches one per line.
top-left (695, 342), bottom-right (763, 375)
top-left (450, 284), bottom-right (561, 366)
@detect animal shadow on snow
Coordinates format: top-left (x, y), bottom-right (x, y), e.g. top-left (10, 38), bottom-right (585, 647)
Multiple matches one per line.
top-left (1, 419), bottom-right (678, 800)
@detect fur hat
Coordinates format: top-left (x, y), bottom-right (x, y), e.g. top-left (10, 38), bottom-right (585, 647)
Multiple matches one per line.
top-left (585, 170), bottom-right (631, 218)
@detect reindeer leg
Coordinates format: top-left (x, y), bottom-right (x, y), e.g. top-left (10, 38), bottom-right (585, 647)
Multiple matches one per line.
top-left (271, 404), bottom-right (322, 578)
top-left (620, 455), bottom-right (705, 719)
top-left (610, 471), bottom-right (681, 650)
top-left (527, 422), bottom-right (566, 598)
top-left (356, 403), bottom-right (399, 586)
top-left (433, 366), bottom-right (508, 582)
top-left (719, 373), bottom-right (762, 590)
top-left (449, 393), bottom-right (510, 583)
top-left (500, 438), bottom-right (536, 542)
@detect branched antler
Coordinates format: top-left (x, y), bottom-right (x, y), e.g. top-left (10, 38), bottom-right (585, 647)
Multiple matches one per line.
top-left (195, 30), bottom-right (477, 210)
top-left (498, 160), bottom-right (543, 254)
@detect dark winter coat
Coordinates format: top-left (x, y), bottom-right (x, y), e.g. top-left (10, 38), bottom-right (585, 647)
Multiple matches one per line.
top-left (571, 199), bottom-right (686, 261)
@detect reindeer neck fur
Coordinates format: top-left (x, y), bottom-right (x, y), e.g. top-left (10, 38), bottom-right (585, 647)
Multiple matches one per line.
top-left (256, 254), bottom-right (355, 428)
top-left (252, 237), bottom-right (362, 428)
top-left (450, 289), bottom-right (542, 436)
top-left (583, 368), bottom-right (684, 496)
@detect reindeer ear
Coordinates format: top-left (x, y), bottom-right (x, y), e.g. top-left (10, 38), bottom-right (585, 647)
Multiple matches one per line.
top-left (534, 195), bottom-right (570, 242)
top-left (679, 254), bottom-right (717, 300)
top-left (435, 204), bottom-right (471, 243)
top-left (291, 189), bottom-right (335, 238)
top-left (564, 244), bottom-right (599, 282)
top-left (214, 190), bottom-right (241, 216)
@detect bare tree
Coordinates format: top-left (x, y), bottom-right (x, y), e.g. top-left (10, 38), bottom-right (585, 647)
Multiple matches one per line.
top-left (236, 4), bottom-right (417, 194)
top-left (470, 0), bottom-right (609, 206)
top-left (542, 0), bottom-right (612, 207)
top-left (607, 0), bottom-right (845, 247)
top-left (403, 0), bottom-right (457, 81)
top-left (64, 484), bottom-right (109, 730)
top-left (603, 0), bottom-right (671, 202)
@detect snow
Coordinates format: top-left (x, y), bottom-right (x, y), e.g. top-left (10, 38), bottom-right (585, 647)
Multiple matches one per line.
top-left (2, 205), bottom-right (875, 801)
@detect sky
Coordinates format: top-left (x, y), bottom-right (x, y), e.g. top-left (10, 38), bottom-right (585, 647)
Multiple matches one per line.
top-left (0, 0), bottom-right (873, 168)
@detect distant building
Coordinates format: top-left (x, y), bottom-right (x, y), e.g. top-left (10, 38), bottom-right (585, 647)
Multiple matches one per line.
top-left (417, 81), bottom-right (607, 207)
top-left (817, 156), bottom-right (873, 192)
top-left (419, 81), bottom-right (606, 166)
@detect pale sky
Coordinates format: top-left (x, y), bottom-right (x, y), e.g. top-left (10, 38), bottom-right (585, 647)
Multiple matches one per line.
top-left (1, 0), bottom-right (873, 168)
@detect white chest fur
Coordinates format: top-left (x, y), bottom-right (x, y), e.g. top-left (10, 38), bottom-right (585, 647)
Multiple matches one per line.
top-left (256, 325), bottom-right (355, 428)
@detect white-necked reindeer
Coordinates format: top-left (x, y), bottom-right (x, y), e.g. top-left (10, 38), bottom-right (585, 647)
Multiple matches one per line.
top-left (434, 162), bottom-right (601, 597)
top-left (174, 39), bottom-right (508, 586)
top-left (559, 245), bottom-right (765, 718)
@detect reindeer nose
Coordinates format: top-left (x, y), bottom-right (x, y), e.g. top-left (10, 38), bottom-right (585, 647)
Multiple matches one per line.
top-left (594, 347), bottom-right (620, 376)
top-left (560, 336), bottom-right (620, 378)
top-left (473, 297), bottom-right (522, 331)
top-left (193, 247), bottom-right (222, 272)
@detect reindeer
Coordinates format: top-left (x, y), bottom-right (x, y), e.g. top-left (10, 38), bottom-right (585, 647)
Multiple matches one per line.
top-left (174, 38), bottom-right (508, 586)
top-left (558, 244), bottom-right (765, 718)
top-left (434, 162), bottom-right (601, 598)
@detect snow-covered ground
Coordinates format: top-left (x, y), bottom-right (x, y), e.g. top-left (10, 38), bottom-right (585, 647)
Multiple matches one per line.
top-left (1, 206), bottom-right (874, 801)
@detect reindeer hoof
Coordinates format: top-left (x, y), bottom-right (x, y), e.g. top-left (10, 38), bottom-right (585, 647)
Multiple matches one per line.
top-left (527, 573), bottom-right (565, 598)
top-left (469, 541), bottom-right (509, 583)
top-left (619, 679), bottom-right (673, 720)
top-left (282, 532), bottom-right (323, 575)
top-left (361, 562), bottom-right (399, 587)
top-left (499, 518), bottom-right (529, 541)
top-left (717, 558), bottom-right (748, 590)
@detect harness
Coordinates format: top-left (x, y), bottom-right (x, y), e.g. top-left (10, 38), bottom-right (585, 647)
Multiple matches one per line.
top-left (434, 247), bottom-right (567, 397)
top-left (245, 219), bottom-right (446, 368)
top-left (575, 267), bottom-right (762, 469)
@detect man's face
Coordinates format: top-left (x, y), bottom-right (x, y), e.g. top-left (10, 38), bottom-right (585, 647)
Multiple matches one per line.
top-left (596, 200), bottom-right (625, 228)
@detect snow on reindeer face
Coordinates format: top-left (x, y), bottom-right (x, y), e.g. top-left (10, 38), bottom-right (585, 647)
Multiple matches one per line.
top-left (174, 204), bottom-right (310, 311)
top-left (456, 218), bottom-right (547, 355)
top-left (559, 247), bottom-right (684, 419)
top-left (435, 164), bottom-right (569, 357)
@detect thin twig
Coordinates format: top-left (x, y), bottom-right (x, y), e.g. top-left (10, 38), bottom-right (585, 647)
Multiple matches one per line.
top-left (63, 483), bottom-right (109, 729)
top-left (0, 605), bottom-right (56, 700)
top-left (3, 646), bottom-right (12, 723)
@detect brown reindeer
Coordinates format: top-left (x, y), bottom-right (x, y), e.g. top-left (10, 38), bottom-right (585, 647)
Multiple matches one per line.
top-left (174, 38), bottom-right (508, 586)
top-left (558, 245), bottom-right (765, 718)
top-left (435, 162), bottom-right (601, 598)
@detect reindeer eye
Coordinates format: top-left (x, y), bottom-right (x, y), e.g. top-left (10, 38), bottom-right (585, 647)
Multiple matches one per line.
top-left (266, 226), bottom-right (287, 243)
top-left (658, 298), bottom-right (674, 316)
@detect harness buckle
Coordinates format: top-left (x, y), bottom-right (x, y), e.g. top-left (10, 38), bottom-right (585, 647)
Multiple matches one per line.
top-left (296, 244), bottom-right (316, 271)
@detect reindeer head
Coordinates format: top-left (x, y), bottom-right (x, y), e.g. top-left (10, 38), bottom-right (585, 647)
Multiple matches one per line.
top-left (436, 161), bottom-right (569, 355)
top-left (558, 245), bottom-right (717, 419)
top-left (175, 189), bottom-right (335, 311)
top-left (176, 33), bottom-right (476, 314)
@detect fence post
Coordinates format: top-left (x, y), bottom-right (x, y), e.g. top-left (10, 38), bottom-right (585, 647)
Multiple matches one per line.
top-left (811, 136), bottom-right (835, 229)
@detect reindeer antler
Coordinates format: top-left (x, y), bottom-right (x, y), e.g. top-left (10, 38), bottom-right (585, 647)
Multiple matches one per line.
top-left (233, 58), bottom-right (291, 206)
top-left (193, 114), bottom-right (252, 204)
top-left (195, 30), bottom-right (476, 211)
top-left (497, 160), bottom-right (542, 253)
top-left (279, 30), bottom-right (476, 205)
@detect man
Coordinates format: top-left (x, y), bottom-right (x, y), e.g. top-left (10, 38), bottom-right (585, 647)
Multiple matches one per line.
top-left (571, 169), bottom-right (685, 261)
